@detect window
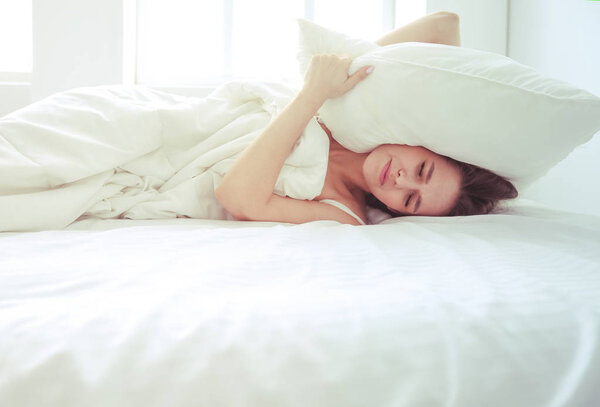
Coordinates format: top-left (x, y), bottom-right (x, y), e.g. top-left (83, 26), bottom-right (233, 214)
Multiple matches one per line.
top-left (134, 0), bottom-right (426, 86)
top-left (0, 0), bottom-right (32, 81)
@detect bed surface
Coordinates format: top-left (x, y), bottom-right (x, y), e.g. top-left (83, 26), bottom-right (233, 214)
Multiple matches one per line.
top-left (1, 200), bottom-right (599, 406)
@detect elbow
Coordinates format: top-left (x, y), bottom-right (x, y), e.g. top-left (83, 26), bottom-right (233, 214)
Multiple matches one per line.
top-left (445, 11), bottom-right (460, 32)
top-left (214, 185), bottom-right (256, 221)
top-left (215, 185), bottom-right (245, 220)
top-left (433, 11), bottom-right (461, 46)
top-left (433, 10), bottom-right (459, 24)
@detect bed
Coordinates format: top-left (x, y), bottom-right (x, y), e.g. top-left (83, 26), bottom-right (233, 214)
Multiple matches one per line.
top-left (2, 28), bottom-right (600, 403)
top-left (1, 198), bottom-right (599, 406)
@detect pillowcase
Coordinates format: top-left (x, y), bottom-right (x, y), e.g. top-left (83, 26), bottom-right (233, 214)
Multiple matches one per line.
top-left (297, 19), bottom-right (378, 74)
top-left (297, 19), bottom-right (600, 188)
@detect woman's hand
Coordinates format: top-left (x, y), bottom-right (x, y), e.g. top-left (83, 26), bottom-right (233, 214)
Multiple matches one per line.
top-left (301, 54), bottom-right (373, 103)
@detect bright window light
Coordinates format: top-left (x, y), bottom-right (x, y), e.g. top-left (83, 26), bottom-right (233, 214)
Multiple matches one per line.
top-left (313, 0), bottom-right (384, 41)
top-left (0, 0), bottom-right (32, 73)
top-left (135, 0), bottom-right (426, 86)
top-left (231, 0), bottom-right (304, 80)
top-left (395, 0), bottom-right (427, 27)
top-left (136, 0), bottom-right (224, 85)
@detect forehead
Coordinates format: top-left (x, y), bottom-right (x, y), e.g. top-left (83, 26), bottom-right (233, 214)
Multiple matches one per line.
top-left (422, 156), bottom-right (461, 215)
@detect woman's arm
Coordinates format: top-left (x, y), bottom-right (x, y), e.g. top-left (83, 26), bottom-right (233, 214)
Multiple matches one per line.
top-left (376, 11), bottom-right (461, 47)
top-left (215, 55), bottom-right (372, 222)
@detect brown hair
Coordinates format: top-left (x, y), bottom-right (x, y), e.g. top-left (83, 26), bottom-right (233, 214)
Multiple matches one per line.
top-left (365, 155), bottom-right (518, 217)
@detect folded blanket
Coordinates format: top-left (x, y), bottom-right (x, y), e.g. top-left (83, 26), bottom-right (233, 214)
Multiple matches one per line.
top-left (0, 82), bottom-right (330, 232)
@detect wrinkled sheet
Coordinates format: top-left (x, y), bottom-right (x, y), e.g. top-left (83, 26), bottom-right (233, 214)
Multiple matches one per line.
top-left (0, 83), bottom-right (329, 232)
top-left (1, 201), bottom-right (599, 406)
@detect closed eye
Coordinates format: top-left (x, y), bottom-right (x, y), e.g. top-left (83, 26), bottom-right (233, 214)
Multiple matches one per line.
top-left (419, 161), bottom-right (425, 177)
top-left (414, 196), bottom-right (421, 213)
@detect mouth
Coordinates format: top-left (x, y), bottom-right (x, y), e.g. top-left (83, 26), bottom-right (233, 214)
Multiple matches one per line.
top-left (379, 159), bottom-right (391, 186)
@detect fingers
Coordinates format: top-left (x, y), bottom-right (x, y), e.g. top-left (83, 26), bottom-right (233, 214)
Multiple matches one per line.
top-left (309, 54), bottom-right (351, 71)
top-left (305, 54), bottom-right (374, 99)
top-left (340, 56), bottom-right (353, 70)
top-left (341, 65), bottom-right (374, 94)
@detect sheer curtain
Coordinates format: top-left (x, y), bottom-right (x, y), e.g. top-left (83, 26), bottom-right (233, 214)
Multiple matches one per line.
top-left (135, 0), bottom-right (426, 86)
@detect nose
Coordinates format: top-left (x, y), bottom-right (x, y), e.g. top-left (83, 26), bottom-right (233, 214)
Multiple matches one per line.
top-left (394, 168), bottom-right (420, 189)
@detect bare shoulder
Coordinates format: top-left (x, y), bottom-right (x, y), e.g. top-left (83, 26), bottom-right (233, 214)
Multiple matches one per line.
top-left (233, 193), bottom-right (365, 226)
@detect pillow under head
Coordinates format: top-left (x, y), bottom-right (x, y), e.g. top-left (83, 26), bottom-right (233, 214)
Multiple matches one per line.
top-left (298, 19), bottom-right (600, 188)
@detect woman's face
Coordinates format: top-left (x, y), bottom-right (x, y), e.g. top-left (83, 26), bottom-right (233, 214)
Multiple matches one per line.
top-left (362, 144), bottom-right (462, 216)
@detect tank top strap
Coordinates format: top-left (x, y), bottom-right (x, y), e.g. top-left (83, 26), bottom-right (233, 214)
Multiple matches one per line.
top-left (319, 199), bottom-right (366, 225)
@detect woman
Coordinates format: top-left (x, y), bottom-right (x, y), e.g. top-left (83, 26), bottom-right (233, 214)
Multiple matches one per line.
top-left (215, 12), bottom-right (517, 225)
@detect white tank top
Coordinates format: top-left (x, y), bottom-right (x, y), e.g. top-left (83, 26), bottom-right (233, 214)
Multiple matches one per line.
top-left (319, 199), bottom-right (366, 225)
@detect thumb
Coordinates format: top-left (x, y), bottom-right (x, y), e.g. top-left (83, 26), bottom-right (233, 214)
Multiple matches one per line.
top-left (341, 65), bottom-right (374, 93)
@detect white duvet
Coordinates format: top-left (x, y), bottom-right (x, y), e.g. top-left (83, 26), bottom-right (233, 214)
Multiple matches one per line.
top-left (0, 202), bottom-right (599, 406)
top-left (0, 83), bottom-right (329, 232)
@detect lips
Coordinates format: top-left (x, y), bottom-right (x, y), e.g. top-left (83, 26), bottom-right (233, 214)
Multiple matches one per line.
top-left (379, 159), bottom-right (391, 186)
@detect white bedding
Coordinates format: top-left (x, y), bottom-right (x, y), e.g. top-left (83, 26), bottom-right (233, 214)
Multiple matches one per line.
top-left (0, 83), bottom-right (329, 232)
top-left (1, 200), bottom-right (599, 406)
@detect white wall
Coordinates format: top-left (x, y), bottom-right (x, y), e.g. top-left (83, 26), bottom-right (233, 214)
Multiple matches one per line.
top-left (0, 83), bottom-right (30, 116)
top-left (427, 0), bottom-right (508, 54)
top-left (0, 0), bottom-right (123, 116)
top-left (508, 0), bottom-right (600, 216)
top-left (32, 0), bottom-right (123, 101)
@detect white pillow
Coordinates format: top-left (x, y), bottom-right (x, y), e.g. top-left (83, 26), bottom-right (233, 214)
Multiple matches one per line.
top-left (297, 19), bottom-right (600, 188)
top-left (297, 19), bottom-right (378, 74)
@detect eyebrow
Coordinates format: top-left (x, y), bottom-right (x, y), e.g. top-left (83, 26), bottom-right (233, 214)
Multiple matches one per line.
top-left (414, 196), bottom-right (421, 213)
top-left (414, 162), bottom-right (434, 213)
top-left (426, 162), bottom-right (435, 184)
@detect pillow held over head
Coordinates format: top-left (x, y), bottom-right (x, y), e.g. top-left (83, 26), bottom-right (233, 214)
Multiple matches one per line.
top-left (297, 19), bottom-right (600, 188)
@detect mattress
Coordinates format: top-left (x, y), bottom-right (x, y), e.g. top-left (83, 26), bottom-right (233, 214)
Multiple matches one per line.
top-left (1, 200), bottom-right (599, 406)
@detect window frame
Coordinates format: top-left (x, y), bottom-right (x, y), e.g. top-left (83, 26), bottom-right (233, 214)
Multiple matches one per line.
top-left (131, 0), bottom-right (401, 91)
top-left (0, 72), bottom-right (31, 83)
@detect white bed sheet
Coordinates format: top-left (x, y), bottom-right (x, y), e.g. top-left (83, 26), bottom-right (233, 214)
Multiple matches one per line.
top-left (1, 200), bottom-right (599, 406)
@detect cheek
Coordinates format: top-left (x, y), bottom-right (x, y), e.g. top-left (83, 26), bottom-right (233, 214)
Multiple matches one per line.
top-left (377, 190), bottom-right (403, 212)
top-left (390, 196), bottom-right (406, 213)
top-left (364, 153), bottom-right (380, 187)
